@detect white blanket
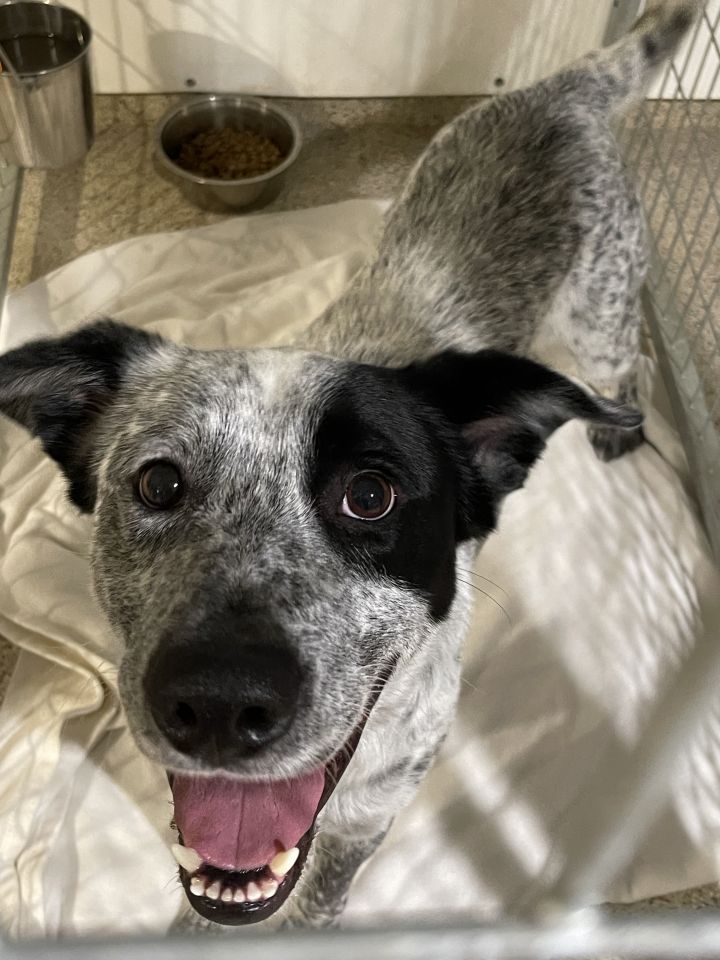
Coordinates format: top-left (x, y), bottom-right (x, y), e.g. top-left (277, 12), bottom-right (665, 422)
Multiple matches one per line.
top-left (1, 200), bottom-right (719, 940)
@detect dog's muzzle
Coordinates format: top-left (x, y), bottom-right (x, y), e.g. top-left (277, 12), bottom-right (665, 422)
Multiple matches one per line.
top-left (145, 606), bottom-right (395, 925)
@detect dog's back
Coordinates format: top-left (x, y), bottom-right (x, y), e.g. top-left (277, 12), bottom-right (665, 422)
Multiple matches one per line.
top-left (306, 1), bottom-right (699, 457)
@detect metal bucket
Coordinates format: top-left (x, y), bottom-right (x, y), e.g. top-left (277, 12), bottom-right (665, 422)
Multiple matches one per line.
top-left (0, 1), bottom-right (93, 168)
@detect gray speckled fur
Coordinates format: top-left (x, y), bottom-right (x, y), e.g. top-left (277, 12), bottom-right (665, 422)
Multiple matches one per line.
top-left (305, 1), bottom-right (700, 458)
top-left (0, 0), bottom-right (700, 933)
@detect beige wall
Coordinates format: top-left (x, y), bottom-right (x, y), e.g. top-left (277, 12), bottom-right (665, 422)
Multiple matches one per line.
top-left (76, 0), bottom-right (719, 99)
top-left (78, 0), bottom-right (612, 95)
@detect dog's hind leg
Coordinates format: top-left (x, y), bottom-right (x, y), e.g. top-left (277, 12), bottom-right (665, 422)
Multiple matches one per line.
top-left (576, 298), bottom-right (646, 462)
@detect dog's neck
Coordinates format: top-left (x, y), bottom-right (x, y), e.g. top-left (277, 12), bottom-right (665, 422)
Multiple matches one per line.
top-left (297, 259), bottom-right (462, 367)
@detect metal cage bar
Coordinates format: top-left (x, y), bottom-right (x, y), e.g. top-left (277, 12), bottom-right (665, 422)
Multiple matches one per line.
top-left (10, 910), bottom-right (720, 960)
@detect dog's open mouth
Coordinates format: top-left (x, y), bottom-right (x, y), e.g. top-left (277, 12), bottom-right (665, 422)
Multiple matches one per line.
top-left (168, 719), bottom-right (369, 925)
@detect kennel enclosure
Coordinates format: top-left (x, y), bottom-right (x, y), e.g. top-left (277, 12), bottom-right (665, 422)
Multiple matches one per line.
top-left (0, 0), bottom-right (718, 956)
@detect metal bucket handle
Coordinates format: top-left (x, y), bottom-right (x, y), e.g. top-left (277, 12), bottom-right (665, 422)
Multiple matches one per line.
top-left (0, 37), bottom-right (30, 87)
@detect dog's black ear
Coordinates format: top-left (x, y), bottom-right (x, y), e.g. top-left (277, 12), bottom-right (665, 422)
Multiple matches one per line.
top-left (0, 319), bottom-right (163, 512)
top-left (403, 350), bottom-right (643, 536)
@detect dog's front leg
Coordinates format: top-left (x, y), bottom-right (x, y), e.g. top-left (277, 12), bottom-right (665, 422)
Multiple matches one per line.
top-left (279, 829), bottom-right (388, 929)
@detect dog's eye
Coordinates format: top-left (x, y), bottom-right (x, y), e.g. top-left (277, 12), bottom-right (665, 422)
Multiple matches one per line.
top-left (137, 461), bottom-right (184, 510)
top-left (341, 472), bottom-right (396, 521)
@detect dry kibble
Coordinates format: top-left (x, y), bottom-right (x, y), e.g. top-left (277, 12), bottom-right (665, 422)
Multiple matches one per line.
top-left (176, 126), bottom-right (284, 180)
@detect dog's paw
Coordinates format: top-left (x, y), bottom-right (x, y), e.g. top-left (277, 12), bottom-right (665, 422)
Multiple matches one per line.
top-left (587, 423), bottom-right (645, 462)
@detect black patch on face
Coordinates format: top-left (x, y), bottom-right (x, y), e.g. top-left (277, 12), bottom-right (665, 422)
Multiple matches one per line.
top-left (310, 365), bottom-right (469, 622)
top-left (311, 349), bottom-right (642, 622)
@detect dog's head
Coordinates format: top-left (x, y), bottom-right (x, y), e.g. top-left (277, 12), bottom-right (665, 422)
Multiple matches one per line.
top-left (0, 320), bottom-right (641, 923)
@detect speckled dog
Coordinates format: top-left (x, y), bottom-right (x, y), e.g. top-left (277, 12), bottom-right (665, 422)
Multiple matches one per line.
top-left (0, 1), bottom-right (697, 931)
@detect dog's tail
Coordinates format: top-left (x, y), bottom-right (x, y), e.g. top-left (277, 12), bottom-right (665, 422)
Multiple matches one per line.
top-left (580, 0), bottom-right (702, 111)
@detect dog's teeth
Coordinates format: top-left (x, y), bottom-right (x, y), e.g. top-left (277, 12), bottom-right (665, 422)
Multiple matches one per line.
top-left (269, 846), bottom-right (299, 878)
top-left (189, 876), bottom-right (205, 897)
top-left (262, 878), bottom-right (279, 899)
top-left (246, 881), bottom-right (262, 902)
top-left (187, 868), bottom-right (280, 903)
top-left (171, 843), bottom-right (203, 874)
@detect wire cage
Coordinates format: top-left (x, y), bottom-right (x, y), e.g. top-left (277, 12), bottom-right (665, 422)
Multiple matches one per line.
top-left (0, 1), bottom-right (719, 958)
top-left (618, 0), bottom-right (720, 560)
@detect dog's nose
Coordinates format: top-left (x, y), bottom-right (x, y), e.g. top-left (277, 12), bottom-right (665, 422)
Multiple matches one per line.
top-left (144, 629), bottom-right (302, 762)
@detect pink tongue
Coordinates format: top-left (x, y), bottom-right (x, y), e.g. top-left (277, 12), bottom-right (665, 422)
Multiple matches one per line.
top-left (171, 768), bottom-right (326, 872)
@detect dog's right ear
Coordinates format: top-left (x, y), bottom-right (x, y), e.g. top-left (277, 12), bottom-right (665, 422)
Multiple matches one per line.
top-left (0, 320), bottom-right (164, 512)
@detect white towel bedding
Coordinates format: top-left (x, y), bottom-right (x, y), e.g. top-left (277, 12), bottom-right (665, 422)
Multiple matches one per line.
top-left (0, 200), bottom-right (719, 940)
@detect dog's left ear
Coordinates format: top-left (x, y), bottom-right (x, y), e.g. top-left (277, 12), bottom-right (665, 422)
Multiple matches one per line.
top-left (0, 320), bottom-right (164, 512)
top-left (402, 349), bottom-right (643, 536)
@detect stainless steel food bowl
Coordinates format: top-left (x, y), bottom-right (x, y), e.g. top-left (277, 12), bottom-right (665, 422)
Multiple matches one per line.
top-left (155, 95), bottom-right (301, 211)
